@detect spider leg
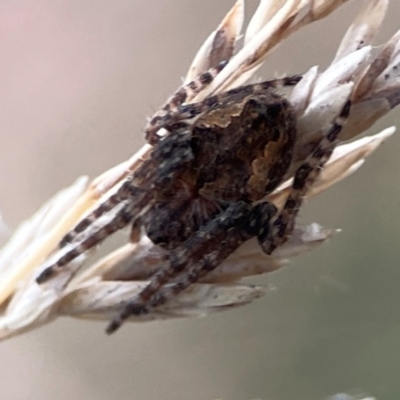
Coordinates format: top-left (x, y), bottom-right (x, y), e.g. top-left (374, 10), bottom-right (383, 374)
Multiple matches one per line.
top-left (106, 201), bottom-right (277, 334)
top-left (36, 202), bottom-right (137, 283)
top-left (59, 127), bottom-right (195, 248)
top-left (259, 100), bottom-right (352, 254)
top-left (145, 74), bottom-right (302, 144)
top-left (37, 129), bottom-right (195, 284)
top-left (59, 177), bottom-right (145, 248)
top-left (58, 152), bottom-right (160, 248)
top-left (145, 60), bottom-right (228, 144)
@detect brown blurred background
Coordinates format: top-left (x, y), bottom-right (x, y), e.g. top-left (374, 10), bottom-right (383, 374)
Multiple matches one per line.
top-left (0, 1), bottom-right (400, 399)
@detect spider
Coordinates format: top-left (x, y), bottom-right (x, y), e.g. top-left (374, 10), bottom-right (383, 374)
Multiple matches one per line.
top-left (36, 61), bottom-right (351, 334)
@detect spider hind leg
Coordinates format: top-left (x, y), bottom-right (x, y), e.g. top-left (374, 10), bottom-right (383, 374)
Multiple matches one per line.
top-left (260, 99), bottom-right (352, 254)
top-left (106, 201), bottom-right (277, 334)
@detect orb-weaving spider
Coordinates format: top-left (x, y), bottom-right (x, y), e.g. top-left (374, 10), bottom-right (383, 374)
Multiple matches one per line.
top-left (36, 61), bottom-right (350, 334)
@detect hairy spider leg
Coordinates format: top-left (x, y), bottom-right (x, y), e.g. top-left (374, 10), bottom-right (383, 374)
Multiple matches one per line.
top-left (106, 201), bottom-right (277, 334)
top-left (145, 74), bottom-right (302, 144)
top-left (59, 127), bottom-right (195, 248)
top-left (36, 202), bottom-right (137, 283)
top-left (259, 99), bottom-right (352, 254)
top-left (145, 60), bottom-right (228, 144)
top-left (59, 177), bottom-right (144, 248)
top-left (37, 129), bottom-right (195, 284)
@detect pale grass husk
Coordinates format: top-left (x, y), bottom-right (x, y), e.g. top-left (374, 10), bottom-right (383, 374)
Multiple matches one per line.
top-left (0, 0), bottom-right (399, 341)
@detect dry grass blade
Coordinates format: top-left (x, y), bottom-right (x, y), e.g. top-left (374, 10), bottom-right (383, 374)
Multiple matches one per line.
top-left (0, 177), bottom-right (89, 306)
top-left (333, 0), bottom-right (389, 62)
top-left (196, 0), bottom-right (304, 97)
top-left (59, 282), bottom-right (268, 320)
top-left (245, 0), bottom-right (303, 44)
top-left (270, 127), bottom-right (395, 207)
top-left (185, 0), bottom-right (244, 81)
top-left (307, 0), bottom-right (349, 20)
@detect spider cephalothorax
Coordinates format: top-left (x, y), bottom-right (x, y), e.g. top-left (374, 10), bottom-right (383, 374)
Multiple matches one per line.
top-left (36, 63), bottom-right (350, 334)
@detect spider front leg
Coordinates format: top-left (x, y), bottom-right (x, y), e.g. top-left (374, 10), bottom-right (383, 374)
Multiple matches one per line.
top-left (36, 129), bottom-right (195, 284)
top-left (58, 177), bottom-right (145, 248)
top-left (106, 201), bottom-right (277, 334)
top-left (36, 203), bottom-right (136, 283)
top-left (144, 61), bottom-right (228, 144)
top-left (145, 74), bottom-right (302, 145)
